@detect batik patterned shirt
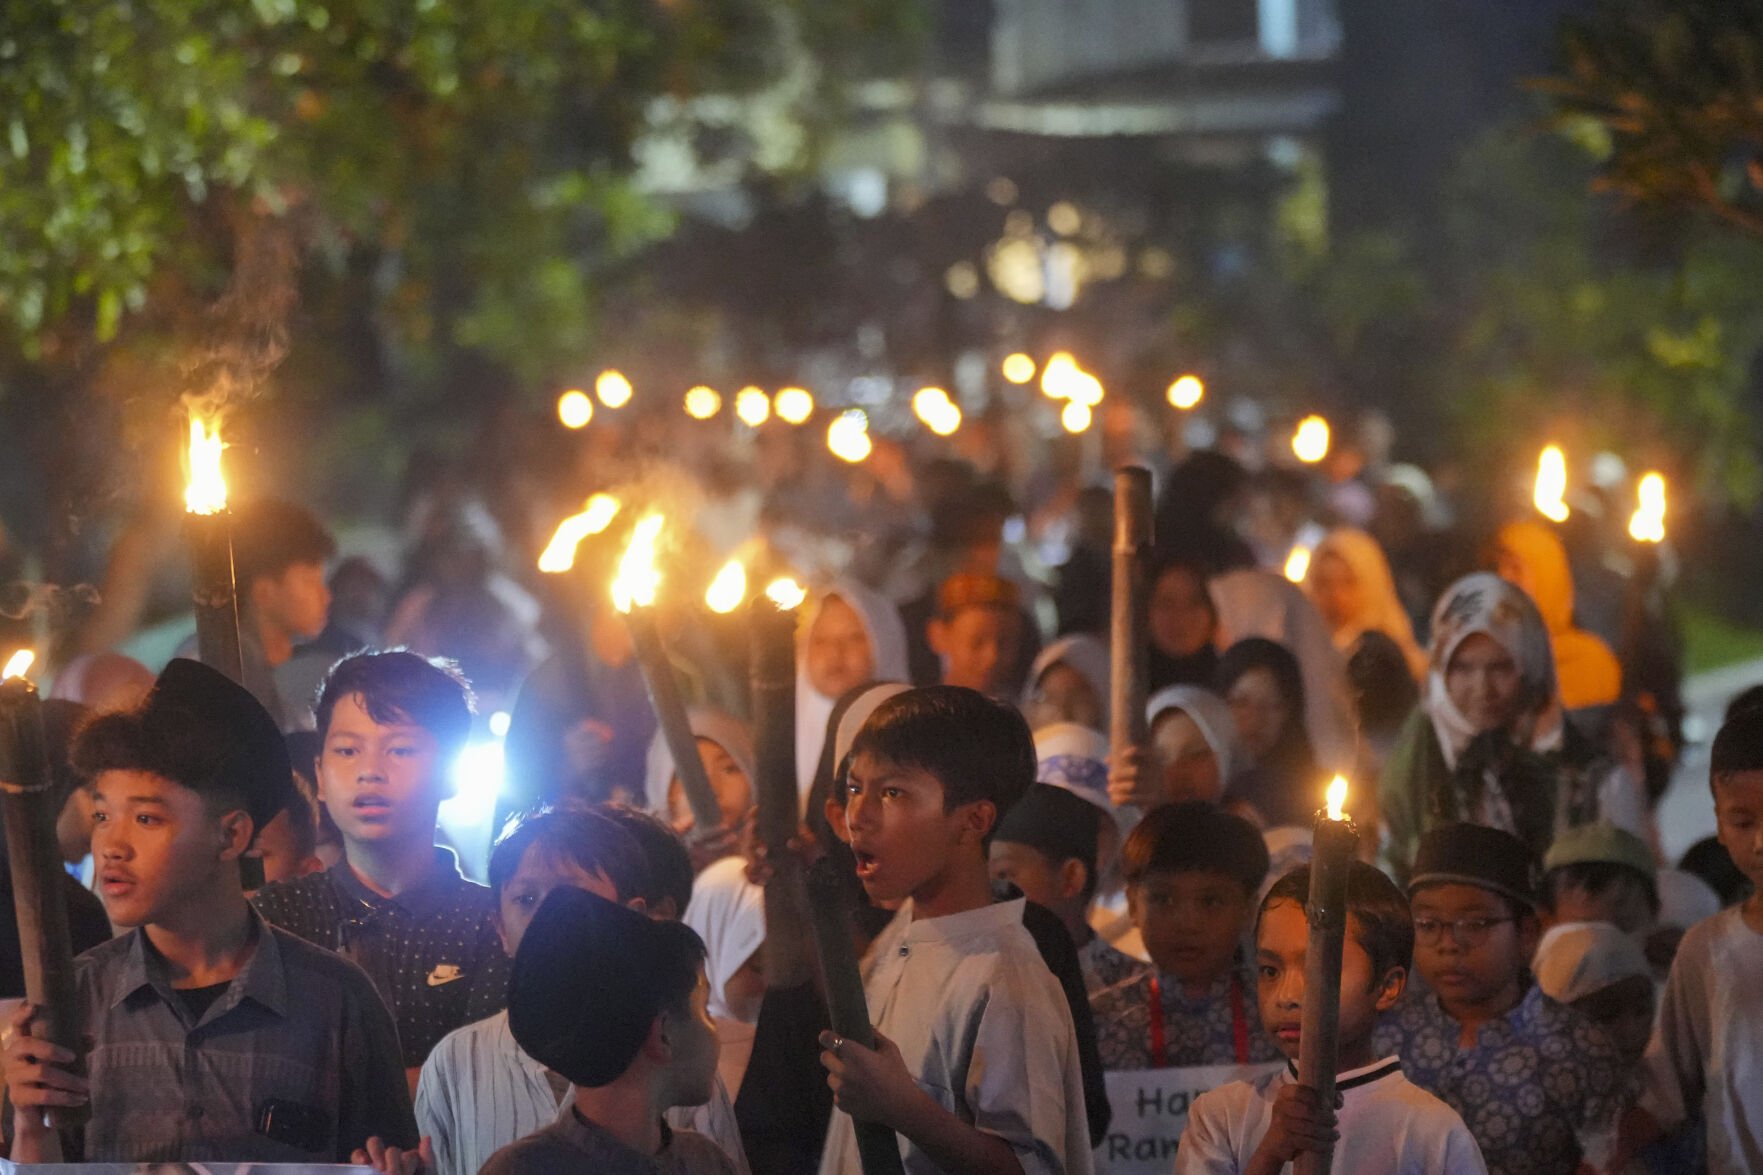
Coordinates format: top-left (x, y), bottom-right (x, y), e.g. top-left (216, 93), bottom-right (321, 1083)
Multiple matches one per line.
top-left (1373, 981), bottom-right (1624, 1175)
top-left (1091, 965), bottom-right (1280, 1072)
top-left (1077, 934), bottom-right (1145, 997)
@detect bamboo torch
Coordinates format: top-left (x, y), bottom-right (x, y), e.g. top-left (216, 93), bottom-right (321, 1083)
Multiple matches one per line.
top-left (1110, 466), bottom-right (1153, 778)
top-left (0, 651), bottom-right (86, 1130)
top-left (806, 857), bottom-right (905, 1175)
top-left (183, 413), bottom-right (244, 684)
top-left (611, 515), bottom-right (724, 833)
top-left (750, 577), bottom-right (816, 989)
top-left (1295, 775), bottom-right (1358, 1175)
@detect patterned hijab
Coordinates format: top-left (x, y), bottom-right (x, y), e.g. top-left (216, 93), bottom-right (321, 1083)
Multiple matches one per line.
top-left (1423, 573), bottom-right (1558, 769)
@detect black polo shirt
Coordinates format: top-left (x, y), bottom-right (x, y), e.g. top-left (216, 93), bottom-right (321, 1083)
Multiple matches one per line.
top-left (251, 848), bottom-right (510, 1068)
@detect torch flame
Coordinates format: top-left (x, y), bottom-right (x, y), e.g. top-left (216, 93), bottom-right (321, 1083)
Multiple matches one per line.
top-left (1167, 375), bottom-right (1205, 410)
top-left (827, 410), bottom-right (873, 463)
top-left (537, 494), bottom-right (622, 574)
top-left (1292, 415), bottom-right (1331, 464)
top-left (596, 369), bottom-right (634, 409)
top-left (774, 387), bottom-right (814, 425)
top-left (765, 576), bottom-right (807, 611)
top-left (1001, 353), bottom-right (1036, 384)
top-left (1534, 445), bottom-right (1570, 523)
top-left (2, 650), bottom-right (33, 680)
top-left (1060, 400), bottom-right (1093, 433)
top-left (1040, 352), bottom-right (1080, 400)
top-left (557, 390), bottom-right (593, 429)
top-left (1284, 545), bottom-right (1313, 584)
top-left (611, 514), bottom-right (666, 613)
top-left (1628, 472), bottom-right (1667, 544)
top-left (735, 387), bottom-right (771, 428)
top-left (913, 387), bottom-right (962, 436)
top-left (1326, 774), bottom-right (1349, 822)
top-left (184, 415), bottom-right (227, 515)
top-left (705, 559), bottom-right (747, 614)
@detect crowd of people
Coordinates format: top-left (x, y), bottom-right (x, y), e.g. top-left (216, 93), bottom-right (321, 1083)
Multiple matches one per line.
top-left (0, 404), bottom-right (1758, 1175)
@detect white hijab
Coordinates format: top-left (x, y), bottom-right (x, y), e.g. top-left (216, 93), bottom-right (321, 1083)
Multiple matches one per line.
top-left (1022, 634), bottom-right (1111, 731)
top-left (794, 580), bottom-right (911, 799)
top-left (680, 856), bottom-right (767, 1021)
top-left (641, 709), bottom-right (758, 819)
top-left (1145, 683), bottom-right (1237, 784)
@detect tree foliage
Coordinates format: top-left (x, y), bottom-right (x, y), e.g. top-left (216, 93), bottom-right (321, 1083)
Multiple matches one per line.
top-left (1537, 0), bottom-right (1763, 238)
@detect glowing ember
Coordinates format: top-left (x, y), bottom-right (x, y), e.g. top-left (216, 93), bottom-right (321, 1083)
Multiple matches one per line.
top-left (1534, 445), bottom-right (1570, 523)
top-left (184, 415), bottom-right (228, 515)
top-left (684, 386), bottom-right (722, 420)
top-left (595, 369), bottom-right (634, 408)
top-left (611, 514), bottom-right (666, 613)
top-left (735, 387), bottom-right (770, 427)
top-left (1629, 472), bottom-right (1667, 543)
top-left (537, 494), bottom-right (622, 574)
top-left (1001, 353), bottom-right (1036, 384)
top-left (827, 410), bottom-right (873, 463)
top-left (1167, 374), bottom-right (1204, 410)
top-left (557, 390), bottom-right (593, 429)
top-left (705, 559), bottom-right (747, 614)
top-left (1284, 545), bottom-right (1313, 584)
top-left (1060, 400), bottom-right (1092, 433)
top-left (1326, 774), bottom-right (1349, 822)
top-left (765, 577), bottom-right (807, 610)
top-left (774, 387), bottom-right (814, 425)
top-left (1292, 415), bottom-right (1331, 464)
top-left (2, 649), bottom-right (33, 680)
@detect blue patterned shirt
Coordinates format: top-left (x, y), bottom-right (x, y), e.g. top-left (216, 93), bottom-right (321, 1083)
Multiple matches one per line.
top-left (1373, 981), bottom-right (1624, 1175)
top-left (1077, 934), bottom-right (1145, 997)
top-left (1091, 965), bottom-right (1281, 1072)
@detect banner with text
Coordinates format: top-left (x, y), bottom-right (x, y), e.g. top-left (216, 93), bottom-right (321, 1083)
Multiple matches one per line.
top-left (1094, 1061), bottom-right (1283, 1173)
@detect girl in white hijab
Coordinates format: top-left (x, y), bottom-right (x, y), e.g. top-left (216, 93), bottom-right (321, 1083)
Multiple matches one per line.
top-left (794, 580), bottom-right (910, 800)
top-left (642, 709), bottom-right (759, 868)
top-left (1304, 527), bottom-right (1428, 681)
top-left (681, 855), bottom-right (767, 1098)
top-left (1021, 633), bottom-right (1111, 733)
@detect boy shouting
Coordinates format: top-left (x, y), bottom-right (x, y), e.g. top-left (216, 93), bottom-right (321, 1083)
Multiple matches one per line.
top-left (818, 686), bottom-right (1091, 1175)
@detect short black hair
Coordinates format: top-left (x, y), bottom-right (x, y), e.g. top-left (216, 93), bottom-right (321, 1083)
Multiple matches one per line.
top-left (231, 498), bottom-right (337, 588)
top-left (72, 709), bottom-right (250, 820)
top-left (847, 686), bottom-right (1034, 841)
top-left (598, 804), bottom-right (694, 915)
top-left (994, 784), bottom-right (1103, 901)
top-left (489, 807), bottom-right (648, 904)
top-left (1679, 835), bottom-right (1750, 907)
top-left (1543, 861), bottom-right (1660, 917)
top-left (1121, 801), bottom-right (1270, 892)
top-left (314, 650), bottom-right (475, 757)
top-left (1711, 704), bottom-right (1763, 782)
top-left (1262, 862), bottom-right (1414, 984)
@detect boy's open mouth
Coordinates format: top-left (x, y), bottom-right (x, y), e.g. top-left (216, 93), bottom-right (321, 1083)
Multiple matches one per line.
top-left (852, 849), bottom-right (881, 878)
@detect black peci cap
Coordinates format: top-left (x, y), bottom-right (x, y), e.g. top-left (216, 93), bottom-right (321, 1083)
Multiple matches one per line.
top-left (1409, 822), bottom-right (1542, 912)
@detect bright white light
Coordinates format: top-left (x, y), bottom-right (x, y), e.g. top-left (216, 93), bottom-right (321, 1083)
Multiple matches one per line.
top-left (444, 740), bottom-right (506, 825)
top-left (1167, 375), bottom-right (1204, 410)
top-left (488, 711), bottom-right (512, 738)
top-left (1292, 415), bottom-right (1331, 464)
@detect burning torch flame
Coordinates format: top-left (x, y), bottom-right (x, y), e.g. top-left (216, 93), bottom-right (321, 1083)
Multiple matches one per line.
top-left (1284, 545), bottom-right (1312, 584)
top-left (184, 415), bottom-right (227, 515)
top-left (1292, 415), bottom-right (1331, 464)
top-left (1167, 375), bottom-right (1204, 410)
top-left (684, 386), bottom-right (722, 420)
top-left (827, 410), bottom-right (873, 463)
top-left (705, 559), bottom-right (747, 614)
top-left (1534, 445), bottom-right (1570, 523)
top-left (557, 390), bottom-right (593, 429)
top-left (1629, 472), bottom-right (1667, 543)
top-left (611, 514), bottom-right (666, 613)
top-left (735, 387), bottom-right (770, 427)
top-left (765, 576), bottom-right (807, 611)
top-left (774, 387), bottom-right (814, 425)
top-left (537, 494), bottom-right (622, 574)
top-left (596, 369), bottom-right (634, 409)
top-left (1001, 353), bottom-right (1036, 384)
top-left (913, 387), bottom-right (962, 437)
top-left (2, 650), bottom-right (33, 680)
top-left (1326, 775), bottom-right (1349, 822)
top-left (1060, 400), bottom-right (1093, 433)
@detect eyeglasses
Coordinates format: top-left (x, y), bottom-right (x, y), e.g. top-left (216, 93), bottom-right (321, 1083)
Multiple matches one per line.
top-left (1413, 916), bottom-right (1515, 946)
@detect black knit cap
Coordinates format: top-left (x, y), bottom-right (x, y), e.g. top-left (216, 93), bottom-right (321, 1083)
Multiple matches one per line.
top-left (508, 886), bottom-right (705, 1089)
top-left (140, 658), bottom-right (291, 836)
top-left (1409, 822), bottom-right (1542, 912)
top-left (994, 783), bottom-right (1101, 873)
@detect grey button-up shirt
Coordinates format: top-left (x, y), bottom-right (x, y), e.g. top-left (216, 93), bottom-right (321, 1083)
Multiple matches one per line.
top-left (73, 908), bottom-right (416, 1161)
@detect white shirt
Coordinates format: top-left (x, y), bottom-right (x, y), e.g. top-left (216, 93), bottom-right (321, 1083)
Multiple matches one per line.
top-left (820, 897), bottom-right (1095, 1175)
top-left (416, 1010), bottom-right (751, 1175)
top-left (1176, 1058), bottom-right (1487, 1175)
top-left (1637, 905), bottom-right (1763, 1175)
